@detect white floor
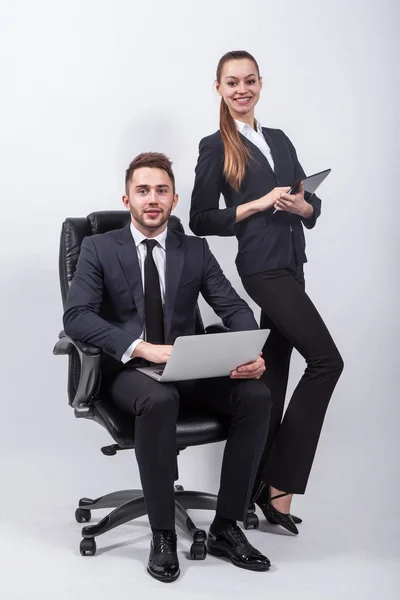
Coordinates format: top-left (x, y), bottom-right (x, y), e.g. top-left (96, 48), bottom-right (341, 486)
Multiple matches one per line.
top-left (1, 452), bottom-right (399, 600)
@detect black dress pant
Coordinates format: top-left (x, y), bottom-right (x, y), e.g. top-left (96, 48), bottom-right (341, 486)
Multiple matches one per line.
top-left (109, 370), bottom-right (272, 530)
top-left (242, 260), bottom-right (344, 495)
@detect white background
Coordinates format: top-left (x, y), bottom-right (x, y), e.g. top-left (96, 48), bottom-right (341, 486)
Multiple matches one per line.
top-left (0, 0), bottom-right (399, 598)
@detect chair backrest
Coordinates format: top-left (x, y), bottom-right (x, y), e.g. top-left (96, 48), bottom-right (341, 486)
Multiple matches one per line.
top-left (59, 210), bottom-right (205, 332)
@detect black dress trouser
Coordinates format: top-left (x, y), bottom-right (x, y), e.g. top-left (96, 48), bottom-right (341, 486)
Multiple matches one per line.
top-left (109, 370), bottom-right (272, 530)
top-left (242, 260), bottom-right (344, 495)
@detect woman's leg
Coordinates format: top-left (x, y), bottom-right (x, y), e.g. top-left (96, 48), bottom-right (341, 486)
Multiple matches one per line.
top-left (253, 268), bottom-right (305, 513)
top-left (242, 270), bottom-right (344, 496)
top-left (253, 317), bottom-right (294, 497)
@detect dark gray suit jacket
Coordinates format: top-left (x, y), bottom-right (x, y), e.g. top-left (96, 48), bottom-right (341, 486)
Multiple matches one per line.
top-left (190, 128), bottom-right (322, 276)
top-left (63, 224), bottom-right (258, 364)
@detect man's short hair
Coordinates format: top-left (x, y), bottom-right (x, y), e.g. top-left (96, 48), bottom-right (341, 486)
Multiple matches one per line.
top-left (125, 152), bottom-right (175, 194)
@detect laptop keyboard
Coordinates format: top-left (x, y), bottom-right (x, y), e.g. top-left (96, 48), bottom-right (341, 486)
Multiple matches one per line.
top-left (154, 368), bottom-right (165, 376)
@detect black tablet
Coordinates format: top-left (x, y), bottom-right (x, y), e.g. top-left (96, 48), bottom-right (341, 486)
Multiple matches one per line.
top-left (290, 168), bottom-right (331, 195)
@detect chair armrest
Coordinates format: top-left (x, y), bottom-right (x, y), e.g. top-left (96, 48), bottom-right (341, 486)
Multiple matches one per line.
top-left (204, 322), bottom-right (230, 334)
top-left (55, 330), bottom-right (102, 356)
top-left (53, 332), bottom-right (102, 417)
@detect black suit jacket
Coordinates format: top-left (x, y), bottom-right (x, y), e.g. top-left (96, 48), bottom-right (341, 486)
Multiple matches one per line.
top-left (189, 128), bottom-right (322, 276)
top-left (63, 224), bottom-right (258, 365)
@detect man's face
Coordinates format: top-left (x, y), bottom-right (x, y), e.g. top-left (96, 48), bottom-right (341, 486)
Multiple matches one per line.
top-left (122, 167), bottom-right (178, 235)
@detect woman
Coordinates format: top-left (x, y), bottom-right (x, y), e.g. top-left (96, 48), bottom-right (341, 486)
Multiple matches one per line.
top-left (190, 50), bottom-right (344, 535)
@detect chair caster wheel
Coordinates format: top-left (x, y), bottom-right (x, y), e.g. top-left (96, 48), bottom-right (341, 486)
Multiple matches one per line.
top-left (175, 485), bottom-right (184, 491)
top-left (80, 538), bottom-right (96, 556)
top-left (190, 542), bottom-right (207, 560)
top-left (75, 508), bottom-right (91, 523)
top-left (243, 513), bottom-right (259, 530)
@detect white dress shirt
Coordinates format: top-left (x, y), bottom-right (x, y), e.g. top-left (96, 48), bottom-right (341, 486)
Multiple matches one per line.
top-left (235, 118), bottom-right (275, 172)
top-left (121, 223), bottom-right (167, 363)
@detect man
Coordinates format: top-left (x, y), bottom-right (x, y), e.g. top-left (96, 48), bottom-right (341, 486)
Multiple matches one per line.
top-left (63, 152), bottom-right (272, 582)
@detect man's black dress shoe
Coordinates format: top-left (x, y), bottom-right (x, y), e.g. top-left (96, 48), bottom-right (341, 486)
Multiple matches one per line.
top-left (207, 524), bottom-right (271, 571)
top-left (147, 531), bottom-right (180, 583)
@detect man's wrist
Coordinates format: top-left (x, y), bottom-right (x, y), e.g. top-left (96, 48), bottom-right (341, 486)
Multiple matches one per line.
top-left (131, 340), bottom-right (148, 359)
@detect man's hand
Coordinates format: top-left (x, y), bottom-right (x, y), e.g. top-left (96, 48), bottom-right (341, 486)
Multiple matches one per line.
top-left (132, 341), bottom-right (173, 364)
top-left (274, 182), bottom-right (314, 219)
top-left (230, 354), bottom-right (266, 380)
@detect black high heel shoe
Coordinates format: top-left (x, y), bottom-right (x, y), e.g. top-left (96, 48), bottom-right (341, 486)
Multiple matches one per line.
top-left (255, 485), bottom-right (300, 535)
top-left (264, 492), bottom-right (299, 535)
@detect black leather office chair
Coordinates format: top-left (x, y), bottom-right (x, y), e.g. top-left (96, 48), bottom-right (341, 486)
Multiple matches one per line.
top-left (53, 211), bottom-right (259, 559)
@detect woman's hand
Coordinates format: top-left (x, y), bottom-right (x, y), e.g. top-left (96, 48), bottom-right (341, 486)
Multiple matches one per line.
top-left (256, 187), bottom-right (292, 212)
top-left (274, 182), bottom-right (314, 218)
top-left (235, 187), bottom-right (291, 223)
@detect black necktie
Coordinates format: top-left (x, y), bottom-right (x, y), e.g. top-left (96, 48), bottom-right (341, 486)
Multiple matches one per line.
top-left (143, 239), bottom-right (164, 345)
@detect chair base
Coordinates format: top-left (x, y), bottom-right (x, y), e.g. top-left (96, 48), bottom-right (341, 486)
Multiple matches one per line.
top-left (75, 486), bottom-right (259, 558)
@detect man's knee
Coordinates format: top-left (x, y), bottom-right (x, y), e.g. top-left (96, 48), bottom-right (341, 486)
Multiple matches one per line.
top-left (140, 386), bottom-right (179, 418)
top-left (234, 380), bottom-right (272, 416)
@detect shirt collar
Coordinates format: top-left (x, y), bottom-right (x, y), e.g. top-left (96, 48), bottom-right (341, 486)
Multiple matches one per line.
top-left (130, 222), bottom-right (167, 251)
top-left (234, 118), bottom-right (262, 135)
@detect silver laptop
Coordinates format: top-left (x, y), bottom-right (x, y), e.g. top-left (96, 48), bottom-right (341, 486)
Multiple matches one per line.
top-left (136, 329), bottom-right (270, 382)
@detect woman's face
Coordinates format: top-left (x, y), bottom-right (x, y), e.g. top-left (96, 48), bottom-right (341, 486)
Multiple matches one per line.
top-left (216, 58), bottom-right (262, 119)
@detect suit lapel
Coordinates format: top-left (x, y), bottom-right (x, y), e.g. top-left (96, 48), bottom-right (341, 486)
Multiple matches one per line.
top-left (115, 224), bottom-right (145, 324)
top-left (262, 128), bottom-right (287, 185)
top-left (164, 230), bottom-right (185, 340)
